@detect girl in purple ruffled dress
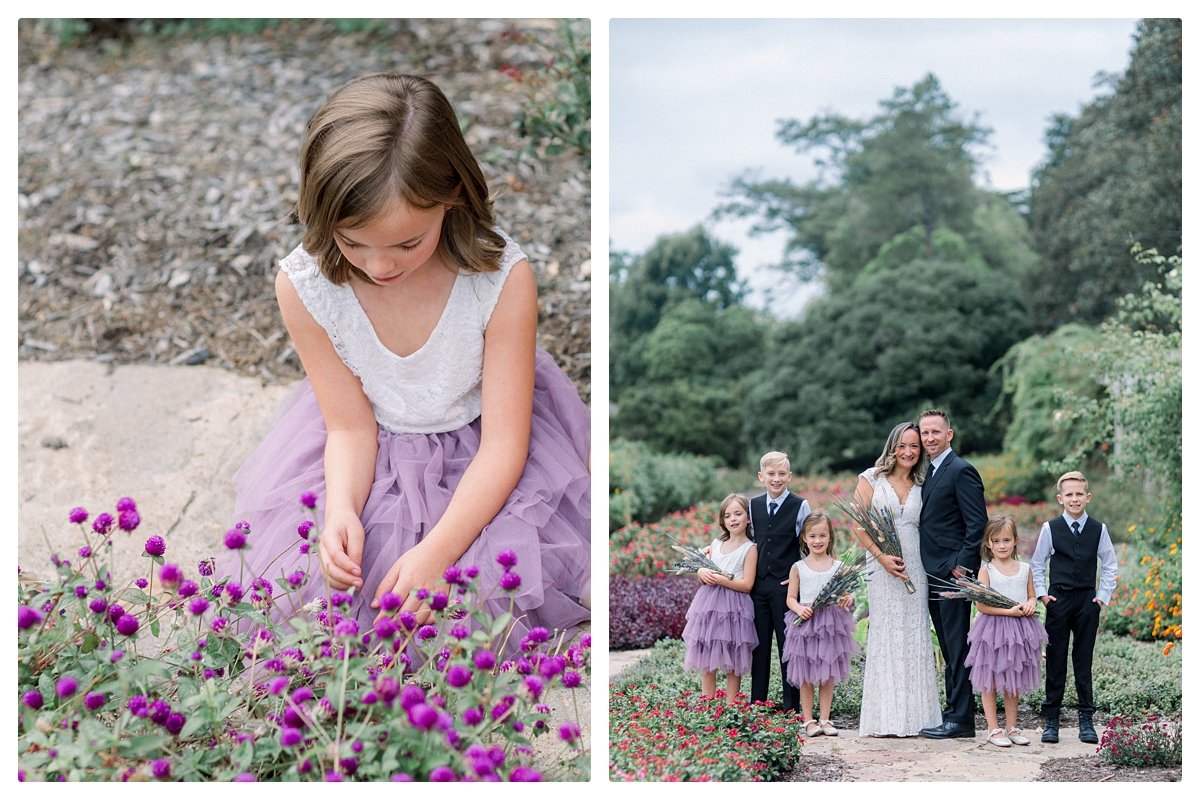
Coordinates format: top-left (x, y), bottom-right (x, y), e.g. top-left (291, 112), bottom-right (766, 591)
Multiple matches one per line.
top-left (782, 512), bottom-right (859, 737)
top-left (682, 493), bottom-right (758, 702)
top-left (964, 516), bottom-right (1048, 748)
top-left (220, 74), bottom-right (589, 650)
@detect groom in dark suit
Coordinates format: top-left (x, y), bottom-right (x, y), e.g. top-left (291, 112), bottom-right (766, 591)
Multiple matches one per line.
top-left (916, 409), bottom-right (987, 739)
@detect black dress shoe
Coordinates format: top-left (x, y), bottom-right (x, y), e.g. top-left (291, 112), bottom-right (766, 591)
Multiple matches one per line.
top-left (918, 721), bottom-right (976, 739)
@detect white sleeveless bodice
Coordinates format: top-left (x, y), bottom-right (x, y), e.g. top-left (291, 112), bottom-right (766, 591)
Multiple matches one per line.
top-left (793, 559), bottom-right (841, 604)
top-left (280, 231), bottom-right (526, 434)
top-left (709, 539), bottom-right (754, 580)
top-left (985, 561), bottom-right (1031, 604)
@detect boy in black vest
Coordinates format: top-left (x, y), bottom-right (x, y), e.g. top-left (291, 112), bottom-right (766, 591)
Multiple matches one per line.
top-left (748, 451), bottom-right (810, 712)
top-left (1030, 471), bottom-right (1119, 744)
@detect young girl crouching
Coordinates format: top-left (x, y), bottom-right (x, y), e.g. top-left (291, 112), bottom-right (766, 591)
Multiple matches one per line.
top-left (681, 494), bottom-right (758, 703)
top-left (782, 512), bottom-right (859, 737)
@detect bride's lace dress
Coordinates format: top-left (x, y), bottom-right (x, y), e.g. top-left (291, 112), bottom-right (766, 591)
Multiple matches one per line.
top-left (857, 469), bottom-right (942, 736)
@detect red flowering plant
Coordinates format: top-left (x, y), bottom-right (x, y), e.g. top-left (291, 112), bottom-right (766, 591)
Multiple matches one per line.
top-left (18, 497), bottom-right (589, 782)
top-left (1097, 713), bottom-right (1182, 768)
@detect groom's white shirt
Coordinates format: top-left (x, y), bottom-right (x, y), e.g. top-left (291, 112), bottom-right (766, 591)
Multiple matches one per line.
top-left (929, 448), bottom-right (953, 473)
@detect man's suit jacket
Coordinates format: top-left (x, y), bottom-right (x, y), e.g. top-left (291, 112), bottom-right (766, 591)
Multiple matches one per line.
top-left (918, 451), bottom-right (987, 579)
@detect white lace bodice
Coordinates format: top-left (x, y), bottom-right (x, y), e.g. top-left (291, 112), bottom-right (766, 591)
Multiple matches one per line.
top-left (794, 559), bottom-right (841, 604)
top-left (710, 539), bottom-right (754, 580)
top-left (985, 561), bottom-right (1030, 604)
top-left (280, 231), bottom-right (526, 434)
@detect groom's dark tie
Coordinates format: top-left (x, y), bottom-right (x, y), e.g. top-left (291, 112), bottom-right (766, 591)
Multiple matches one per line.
top-left (928, 464), bottom-right (936, 481)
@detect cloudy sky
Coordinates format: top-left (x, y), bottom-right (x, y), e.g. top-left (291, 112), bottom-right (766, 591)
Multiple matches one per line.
top-left (610, 18), bottom-right (1141, 317)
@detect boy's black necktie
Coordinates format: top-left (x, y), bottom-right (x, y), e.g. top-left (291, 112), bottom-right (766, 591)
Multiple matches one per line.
top-left (1071, 521), bottom-right (1081, 536)
top-left (769, 501), bottom-right (778, 519)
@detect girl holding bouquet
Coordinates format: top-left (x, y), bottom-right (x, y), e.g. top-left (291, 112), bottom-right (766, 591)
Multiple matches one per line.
top-left (964, 516), bottom-right (1048, 748)
top-left (782, 512), bottom-right (859, 736)
top-left (681, 493), bottom-right (758, 702)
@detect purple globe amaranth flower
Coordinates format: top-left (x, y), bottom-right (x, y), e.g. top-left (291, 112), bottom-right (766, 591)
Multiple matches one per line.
top-left (118, 509), bottom-right (140, 532)
top-left (450, 624), bottom-right (470, 640)
top-left (559, 722), bottom-right (581, 742)
top-left (417, 624), bottom-right (437, 640)
top-left (143, 535), bottom-right (166, 557)
top-left (500, 572), bottom-right (521, 591)
top-left (69, 507), bottom-right (89, 524)
top-left (296, 520), bottom-right (314, 540)
top-left (55, 676), bottom-right (78, 698)
top-left (116, 497), bottom-right (137, 513)
top-left (446, 665), bottom-right (472, 688)
top-left (300, 491), bottom-right (318, 509)
top-left (374, 616), bottom-right (398, 640)
top-left (223, 529), bottom-right (246, 550)
top-left (524, 676), bottom-right (545, 700)
top-left (462, 707), bottom-right (484, 726)
top-left (329, 592), bottom-right (352, 607)
top-left (18, 605), bottom-right (43, 630)
top-left (539, 657), bottom-right (564, 680)
top-left (224, 581), bottom-right (244, 604)
top-left (88, 598), bottom-right (107, 614)
top-left (378, 592), bottom-right (401, 612)
top-left (74, 584), bottom-right (88, 598)
top-left (465, 650), bottom-right (496, 675)
top-left (116, 614), bottom-right (140, 636)
top-left (429, 592), bottom-right (449, 611)
top-left (127, 695), bottom-right (149, 716)
top-left (134, 578), bottom-right (148, 589)
top-left (496, 550), bottom-right (518, 569)
top-left (333, 619), bottom-right (359, 638)
top-left (22, 690), bottom-right (44, 710)
top-left (164, 712), bottom-right (186, 734)
top-left (509, 766), bottom-right (542, 782)
top-left (398, 685), bottom-right (425, 710)
top-left (561, 670), bottom-right (583, 688)
top-left (359, 690), bottom-right (379, 705)
top-left (149, 699), bottom-right (171, 726)
top-left (396, 610), bottom-right (416, 630)
top-left (94, 578), bottom-right (107, 591)
top-left (290, 686), bottom-right (314, 705)
top-left (267, 676), bottom-right (289, 695)
top-left (443, 565), bottom-right (463, 585)
top-left (78, 546), bottom-right (92, 560)
top-left (159, 563), bottom-right (182, 586)
top-left (429, 765), bottom-right (456, 782)
top-left (286, 570), bottom-right (305, 588)
top-left (298, 541), bottom-right (311, 555)
top-left (92, 513), bottom-right (115, 535)
top-left (232, 773), bottom-right (256, 782)
top-left (84, 692), bottom-right (106, 711)
top-left (150, 759), bottom-right (170, 779)
top-left (210, 616), bottom-right (228, 633)
top-left (110, 650), bottom-right (124, 663)
top-left (280, 727), bottom-right (303, 747)
top-left (178, 580), bottom-right (198, 598)
top-left (197, 558), bottom-right (215, 577)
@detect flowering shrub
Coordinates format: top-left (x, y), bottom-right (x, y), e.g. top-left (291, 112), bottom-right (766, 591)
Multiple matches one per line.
top-left (499, 20), bottom-right (590, 159)
top-left (1102, 537), bottom-right (1182, 649)
top-left (609, 575), bottom-right (696, 650)
top-left (1098, 714), bottom-right (1182, 768)
top-left (1021, 635), bottom-right (1181, 715)
top-left (17, 498), bottom-right (589, 782)
top-left (608, 440), bottom-right (719, 532)
top-left (610, 687), bottom-right (802, 780)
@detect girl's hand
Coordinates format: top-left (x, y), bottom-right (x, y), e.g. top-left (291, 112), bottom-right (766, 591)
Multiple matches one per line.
top-left (1021, 598), bottom-right (1037, 616)
top-left (371, 543), bottom-right (451, 627)
top-left (798, 605), bottom-right (814, 621)
top-left (318, 509), bottom-right (365, 590)
top-left (697, 568), bottom-right (719, 586)
top-left (837, 593), bottom-right (854, 610)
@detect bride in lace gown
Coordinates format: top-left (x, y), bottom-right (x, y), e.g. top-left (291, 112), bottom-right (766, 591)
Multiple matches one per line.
top-left (853, 422), bottom-right (942, 736)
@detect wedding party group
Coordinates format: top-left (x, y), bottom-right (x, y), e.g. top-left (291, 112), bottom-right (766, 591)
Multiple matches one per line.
top-left (680, 409), bottom-right (1119, 749)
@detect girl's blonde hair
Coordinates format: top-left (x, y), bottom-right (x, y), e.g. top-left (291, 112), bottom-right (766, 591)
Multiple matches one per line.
top-left (980, 515), bottom-right (1019, 561)
top-left (717, 493), bottom-right (751, 542)
top-left (297, 73), bottom-right (506, 284)
top-left (799, 511), bottom-right (835, 558)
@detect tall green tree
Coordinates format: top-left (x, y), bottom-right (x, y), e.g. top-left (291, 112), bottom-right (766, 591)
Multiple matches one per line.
top-left (1026, 19), bottom-right (1181, 329)
top-left (719, 74), bottom-right (1033, 290)
top-left (742, 259), bottom-right (1032, 471)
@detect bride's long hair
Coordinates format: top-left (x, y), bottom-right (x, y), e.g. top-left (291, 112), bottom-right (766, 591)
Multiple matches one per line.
top-left (872, 421), bottom-right (929, 484)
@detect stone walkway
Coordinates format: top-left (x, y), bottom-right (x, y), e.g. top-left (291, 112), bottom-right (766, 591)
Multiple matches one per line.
top-left (610, 647), bottom-right (1099, 781)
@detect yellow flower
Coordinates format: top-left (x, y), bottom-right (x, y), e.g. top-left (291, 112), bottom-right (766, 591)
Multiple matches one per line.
top-left (1128, 525), bottom-right (1137, 533)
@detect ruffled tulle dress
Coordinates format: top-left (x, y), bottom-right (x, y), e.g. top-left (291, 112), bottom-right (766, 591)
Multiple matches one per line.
top-left (964, 562), bottom-right (1048, 695)
top-left (682, 539), bottom-right (758, 675)
top-left (782, 559), bottom-right (859, 687)
top-left (217, 233), bottom-right (590, 649)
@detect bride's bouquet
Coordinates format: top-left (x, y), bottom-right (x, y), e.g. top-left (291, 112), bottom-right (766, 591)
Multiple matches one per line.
top-left (927, 573), bottom-right (1018, 609)
top-left (793, 550), bottom-right (868, 625)
top-left (834, 496), bottom-right (916, 594)
top-left (665, 533), bottom-right (734, 580)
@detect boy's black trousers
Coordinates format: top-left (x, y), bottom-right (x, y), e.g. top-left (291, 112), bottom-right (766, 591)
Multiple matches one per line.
top-left (1040, 586), bottom-right (1101, 717)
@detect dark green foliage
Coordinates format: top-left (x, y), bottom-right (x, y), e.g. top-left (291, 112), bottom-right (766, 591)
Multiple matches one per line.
top-left (609, 440), bottom-right (719, 530)
top-left (742, 259), bottom-right (1032, 472)
top-left (720, 75), bottom-right (1034, 289)
top-left (1026, 19), bottom-right (1181, 329)
top-left (508, 20), bottom-right (590, 158)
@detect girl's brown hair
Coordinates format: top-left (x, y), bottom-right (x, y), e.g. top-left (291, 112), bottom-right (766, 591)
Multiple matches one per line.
top-left (717, 493), bottom-right (751, 542)
top-left (297, 73), bottom-right (506, 284)
top-left (980, 515), bottom-right (1019, 561)
top-left (799, 511), bottom-right (835, 558)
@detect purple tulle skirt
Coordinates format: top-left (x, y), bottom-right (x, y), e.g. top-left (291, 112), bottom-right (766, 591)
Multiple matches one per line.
top-left (682, 585), bottom-right (757, 675)
top-left (965, 613), bottom-right (1048, 695)
top-left (782, 606), bottom-right (859, 687)
top-left (218, 349), bottom-right (590, 651)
